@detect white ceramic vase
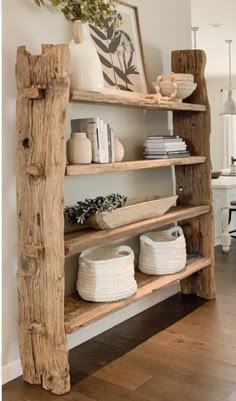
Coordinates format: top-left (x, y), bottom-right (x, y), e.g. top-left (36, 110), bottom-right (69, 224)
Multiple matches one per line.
top-left (69, 20), bottom-right (104, 92)
top-left (114, 138), bottom-right (125, 162)
top-left (67, 132), bottom-right (92, 164)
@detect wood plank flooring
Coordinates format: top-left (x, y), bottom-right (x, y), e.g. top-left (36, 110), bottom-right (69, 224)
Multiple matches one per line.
top-left (3, 242), bottom-right (236, 401)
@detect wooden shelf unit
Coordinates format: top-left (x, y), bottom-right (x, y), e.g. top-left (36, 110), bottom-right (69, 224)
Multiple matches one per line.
top-left (65, 156), bottom-right (206, 176)
top-left (64, 205), bottom-right (210, 256)
top-left (70, 90), bottom-right (206, 112)
top-left (15, 46), bottom-right (216, 395)
top-left (64, 256), bottom-right (211, 334)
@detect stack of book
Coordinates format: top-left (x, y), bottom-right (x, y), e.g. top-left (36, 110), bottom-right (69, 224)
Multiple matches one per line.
top-left (143, 135), bottom-right (190, 159)
top-left (71, 118), bottom-right (115, 163)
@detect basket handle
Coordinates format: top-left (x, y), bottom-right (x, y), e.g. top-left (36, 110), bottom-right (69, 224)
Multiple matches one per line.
top-left (140, 234), bottom-right (156, 247)
top-left (167, 226), bottom-right (183, 238)
top-left (115, 245), bottom-right (134, 258)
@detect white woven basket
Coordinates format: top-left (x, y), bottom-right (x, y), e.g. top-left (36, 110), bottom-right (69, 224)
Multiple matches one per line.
top-left (139, 226), bottom-right (186, 275)
top-left (77, 245), bottom-right (137, 302)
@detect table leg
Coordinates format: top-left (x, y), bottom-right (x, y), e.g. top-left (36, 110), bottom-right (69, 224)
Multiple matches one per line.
top-left (221, 207), bottom-right (231, 253)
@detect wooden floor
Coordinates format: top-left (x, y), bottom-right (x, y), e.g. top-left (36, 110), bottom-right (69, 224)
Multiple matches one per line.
top-left (3, 242), bottom-right (236, 401)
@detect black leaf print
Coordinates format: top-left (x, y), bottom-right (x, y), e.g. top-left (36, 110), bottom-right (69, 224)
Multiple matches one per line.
top-left (113, 66), bottom-right (133, 85)
top-left (89, 25), bottom-right (107, 40)
top-left (105, 21), bottom-right (114, 40)
top-left (127, 52), bottom-right (133, 68)
top-left (103, 71), bottom-right (116, 86)
top-left (126, 65), bottom-right (140, 75)
top-left (91, 34), bottom-right (110, 53)
top-left (109, 33), bottom-right (121, 53)
top-left (98, 52), bottom-right (113, 68)
top-left (118, 84), bottom-right (133, 92)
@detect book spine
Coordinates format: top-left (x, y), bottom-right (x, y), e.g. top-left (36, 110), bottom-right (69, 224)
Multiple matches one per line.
top-left (107, 124), bottom-right (112, 163)
top-left (87, 120), bottom-right (100, 163)
top-left (103, 123), bottom-right (109, 163)
top-left (111, 129), bottom-right (115, 162)
top-left (98, 120), bottom-right (108, 163)
top-left (144, 150), bottom-right (187, 154)
top-left (144, 146), bottom-right (187, 151)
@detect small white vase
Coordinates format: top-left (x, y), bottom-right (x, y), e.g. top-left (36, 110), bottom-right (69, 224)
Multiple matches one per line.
top-left (67, 132), bottom-right (92, 164)
top-left (69, 20), bottom-right (104, 92)
top-left (114, 138), bottom-right (125, 162)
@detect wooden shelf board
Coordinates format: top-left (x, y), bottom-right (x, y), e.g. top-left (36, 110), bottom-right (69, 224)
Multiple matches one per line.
top-left (65, 156), bottom-right (206, 176)
top-left (64, 256), bottom-right (211, 334)
top-left (70, 90), bottom-right (206, 112)
top-left (64, 205), bottom-right (209, 256)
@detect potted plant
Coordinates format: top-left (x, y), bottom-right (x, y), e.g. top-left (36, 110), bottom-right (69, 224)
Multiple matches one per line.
top-left (32, 0), bottom-right (122, 91)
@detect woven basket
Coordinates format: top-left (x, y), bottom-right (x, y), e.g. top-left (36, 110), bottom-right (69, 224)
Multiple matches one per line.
top-left (77, 245), bottom-right (137, 302)
top-left (139, 226), bottom-right (186, 275)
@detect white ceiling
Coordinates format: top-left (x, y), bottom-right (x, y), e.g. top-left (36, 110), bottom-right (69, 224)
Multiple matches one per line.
top-left (191, 0), bottom-right (236, 78)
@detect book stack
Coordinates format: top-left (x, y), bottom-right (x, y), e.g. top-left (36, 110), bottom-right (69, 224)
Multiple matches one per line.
top-left (143, 135), bottom-right (190, 159)
top-left (71, 118), bottom-right (115, 163)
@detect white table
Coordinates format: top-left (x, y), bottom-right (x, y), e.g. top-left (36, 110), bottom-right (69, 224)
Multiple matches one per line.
top-left (212, 176), bottom-right (236, 252)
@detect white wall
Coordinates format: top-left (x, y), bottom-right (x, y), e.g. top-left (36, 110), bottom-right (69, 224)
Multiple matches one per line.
top-left (191, 0), bottom-right (236, 78)
top-left (2, 0), bottom-right (191, 383)
top-left (207, 77), bottom-right (236, 169)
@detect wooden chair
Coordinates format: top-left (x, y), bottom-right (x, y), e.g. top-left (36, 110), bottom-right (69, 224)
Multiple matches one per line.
top-left (229, 201), bottom-right (236, 238)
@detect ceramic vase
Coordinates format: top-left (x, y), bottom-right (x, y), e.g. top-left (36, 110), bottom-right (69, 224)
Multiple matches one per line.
top-left (114, 138), bottom-right (125, 162)
top-left (69, 20), bottom-right (104, 92)
top-left (67, 132), bottom-right (92, 164)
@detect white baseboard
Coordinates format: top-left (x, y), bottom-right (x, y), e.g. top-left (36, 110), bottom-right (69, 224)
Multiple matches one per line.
top-left (2, 283), bottom-right (179, 385)
top-left (2, 359), bottom-right (22, 385)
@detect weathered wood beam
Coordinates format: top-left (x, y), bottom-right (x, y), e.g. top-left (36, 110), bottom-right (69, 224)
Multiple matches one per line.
top-left (172, 50), bottom-right (216, 300)
top-left (16, 44), bottom-right (70, 395)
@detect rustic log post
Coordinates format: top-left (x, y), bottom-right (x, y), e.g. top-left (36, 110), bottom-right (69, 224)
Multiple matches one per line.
top-left (15, 45), bottom-right (70, 394)
top-left (172, 50), bottom-right (216, 299)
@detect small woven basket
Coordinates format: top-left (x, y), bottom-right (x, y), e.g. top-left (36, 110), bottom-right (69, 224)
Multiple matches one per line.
top-left (77, 245), bottom-right (137, 302)
top-left (139, 226), bottom-right (186, 275)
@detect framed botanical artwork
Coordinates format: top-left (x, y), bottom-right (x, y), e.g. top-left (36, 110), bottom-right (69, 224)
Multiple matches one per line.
top-left (89, 0), bottom-right (149, 97)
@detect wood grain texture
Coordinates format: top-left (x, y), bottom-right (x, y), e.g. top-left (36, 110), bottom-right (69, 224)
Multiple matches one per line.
top-left (65, 156), bottom-right (206, 176)
top-left (64, 257), bottom-right (211, 333)
top-left (172, 50), bottom-right (216, 300)
top-left (16, 45), bottom-right (70, 394)
top-left (64, 205), bottom-right (210, 256)
top-left (70, 90), bottom-right (206, 111)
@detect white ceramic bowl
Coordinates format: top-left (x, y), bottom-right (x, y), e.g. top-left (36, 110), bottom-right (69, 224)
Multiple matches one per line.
top-left (158, 81), bottom-right (197, 101)
top-left (160, 81), bottom-right (196, 89)
top-left (160, 73), bottom-right (194, 82)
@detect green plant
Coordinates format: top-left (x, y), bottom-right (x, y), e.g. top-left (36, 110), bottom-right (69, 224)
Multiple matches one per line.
top-left (64, 193), bottom-right (127, 224)
top-left (32, 0), bottom-right (121, 29)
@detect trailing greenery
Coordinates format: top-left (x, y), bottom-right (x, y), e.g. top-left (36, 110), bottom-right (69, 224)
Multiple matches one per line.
top-left (32, 0), bottom-right (121, 28)
top-left (64, 193), bottom-right (127, 224)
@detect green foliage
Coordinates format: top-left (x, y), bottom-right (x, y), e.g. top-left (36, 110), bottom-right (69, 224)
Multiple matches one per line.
top-left (64, 193), bottom-right (127, 224)
top-left (31, 0), bottom-right (121, 29)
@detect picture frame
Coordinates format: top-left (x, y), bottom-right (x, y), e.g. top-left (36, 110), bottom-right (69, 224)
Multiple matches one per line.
top-left (89, 0), bottom-right (149, 97)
